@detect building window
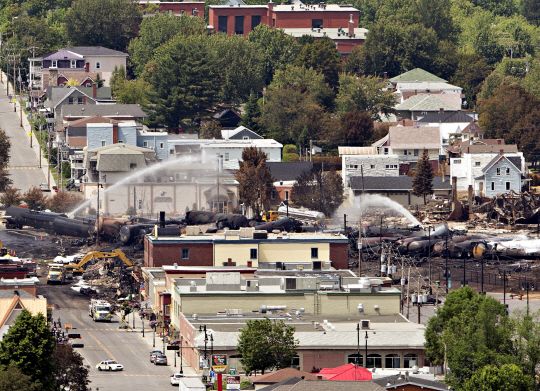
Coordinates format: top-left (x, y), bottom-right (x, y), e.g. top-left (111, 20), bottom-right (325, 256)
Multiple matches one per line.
top-left (168, 9), bottom-right (173, 14)
top-left (312, 19), bottom-right (323, 28)
top-left (77, 97), bottom-right (83, 104)
top-left (51, 60), bottom-right (57, 68)
top-left (70, 60), bottom-right (77, 68)
top-left (182, 248), bottom-right (189, 259)
top-left (138, 200), bottom-right (142, 209)
top-left (403, 150), bottom-right (408, 156)
top-left (472, 125), bottom-right (476, 130)
top-left (366, 354), bottom-right (382, 369)
top-left (311, 248), bottom-right (318, 259)
top-left (404, 354), bottom-right (418, 368)
top-left (243, 136), bottom-right (249, 140)
top-left (101, 140), bottom-right (106, 147)
top-left (291, 355), bottom-right (300, 369)
top-left (251, 15), bottom-right (261, 30)
top-left (266, 152), bottom-right (270, 159)
top-left (285, 190), bottom-right (289, 200)
top-left (68, 97), bottom-right (74, 105)
top-left (347, 354), bottom-right (362, 366)
top-left (414, 149), bottom-right (419, 156)
top-left (506, 167), bottom-right (510, 175)
top-left (170, 149), bottom-right (174, 155)
top-left (370, 164), bottom-right (375, 169)
top-left (271, 190), bottom-right (275, 200)
top-left (235, 15), bottom-right (244, 35)
top-left (454, 159), bottom-right (461, 164)
top-left (218, 16), bottom-right (228, 33)
top-left (160, 142), bottom-right (164, 149)
top-left (95, 61), bottom-right (101, 69)
top-left (496, 167), bottom-right (501, 175)
top-left (475, 162), bottom-right (481, 166)
top-left (506, 182), bottom-right (510, 190)
top-left (383, 148), bottom-right (388, 155)
top-left (385, 354), bottom-right (400, 369)
top-left (86, 82), bottom-right (92, 87)
top-left (224, 153), bottom-right (229, 162)
top-left (250, 249), bottom-right (257, 259)
top-left (143, 141), bottom-right (148, 147)
top-left (130, 163), bottom-right (137, 170)
top-left (491, 182), bottom-right (495, 191)
top-left (272, 18), bottom-right (275, 27)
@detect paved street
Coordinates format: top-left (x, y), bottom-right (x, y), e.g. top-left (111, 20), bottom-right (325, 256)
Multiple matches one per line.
top-left (40, 278), bottom-right (198, 391)
top-left (0, 75), bottom-right (52, 193)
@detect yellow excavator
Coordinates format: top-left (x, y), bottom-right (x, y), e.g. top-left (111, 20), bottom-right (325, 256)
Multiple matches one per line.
top-left (68, 249), bottom-right (133, 274)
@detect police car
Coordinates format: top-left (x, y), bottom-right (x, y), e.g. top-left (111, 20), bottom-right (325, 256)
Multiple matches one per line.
top-left (96, 359), bottom-right (124, 371)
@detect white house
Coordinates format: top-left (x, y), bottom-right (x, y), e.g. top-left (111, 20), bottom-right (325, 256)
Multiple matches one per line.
top-left (338, 147), bottom-right (399, 189)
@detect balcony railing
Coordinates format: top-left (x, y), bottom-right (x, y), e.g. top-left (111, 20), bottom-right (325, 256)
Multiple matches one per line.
top-left (30, 66), bottom-right (42, 73)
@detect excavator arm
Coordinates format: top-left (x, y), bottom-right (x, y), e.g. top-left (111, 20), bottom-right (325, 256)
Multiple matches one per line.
top-left (71, 250), bottom-right (133, 272)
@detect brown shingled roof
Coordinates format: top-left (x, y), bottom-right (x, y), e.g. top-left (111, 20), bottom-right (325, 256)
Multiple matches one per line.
top-left (251, 368), bottom-right (318, 384)
top-left (388, 126), bottom-right (440, 149)
top-left (67, 115), bottom-right (121, 127)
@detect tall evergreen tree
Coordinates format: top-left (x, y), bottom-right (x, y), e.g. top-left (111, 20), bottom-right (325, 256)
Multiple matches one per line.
top-left (412, 149), bottom-right (434, 204)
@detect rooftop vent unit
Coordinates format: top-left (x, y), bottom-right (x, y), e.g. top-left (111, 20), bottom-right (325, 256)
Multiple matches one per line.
top-left (361, 319), bottom-right (370, 329)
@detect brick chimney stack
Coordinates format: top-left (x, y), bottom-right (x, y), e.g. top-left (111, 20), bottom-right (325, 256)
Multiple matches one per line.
top-left (348, 14), bottom-right (354, 36)
top-left (500, 149), bottom-right (504, 155)
top-left (439, 108), bottom-right (444, 114)
top-left (92, 82), bottom-right (97, 99)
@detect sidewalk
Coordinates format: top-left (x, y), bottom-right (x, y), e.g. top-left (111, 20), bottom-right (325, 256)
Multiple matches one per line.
top-left (124, 310), bottom-right (199, 377)
top-left (0, 73), bottom-right (56, 188)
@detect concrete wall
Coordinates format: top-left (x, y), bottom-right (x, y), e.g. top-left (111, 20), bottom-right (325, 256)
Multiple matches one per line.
top-left (258, 242), bottom-right (329, 265)
top-left (177, 291), bottom-right (400, 315)
top-left (201, 146), bottom-right (281, 164)
top-left (215, 242), bottom-right (260, 267)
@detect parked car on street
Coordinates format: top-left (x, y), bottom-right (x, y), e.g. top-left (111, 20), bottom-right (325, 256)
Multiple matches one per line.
top-left (170, 373), bottom-right (185, 386)
top-left (96, 360), bottom-right (124, 371)
top-left (40, 183), bottom-right (50, 192)
top-left (154, 354), bottom-right (168, 365)
top-left (150, 351), bottom-right (162, 363)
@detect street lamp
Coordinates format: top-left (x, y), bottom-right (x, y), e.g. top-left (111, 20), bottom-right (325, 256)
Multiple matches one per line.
top-left (180, 336), bottom-right (183, 374)
top-left (427, 226), bottom-right (434, 294)
top-left (364, 331), bottom-right (368, 369)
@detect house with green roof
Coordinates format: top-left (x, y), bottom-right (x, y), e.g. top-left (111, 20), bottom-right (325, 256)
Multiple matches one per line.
top-left (389, 68), bottom-right (446, 83)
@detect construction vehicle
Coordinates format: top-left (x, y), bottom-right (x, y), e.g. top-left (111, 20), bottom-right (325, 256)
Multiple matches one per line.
top-left (89, 299), bottom-right (113, 322)
top-left (68, 249), bottom-right (133, 274)
top-left (47, 264), bottom-right (66, 285)
top-left (262, 210), bottom-right (279, 222)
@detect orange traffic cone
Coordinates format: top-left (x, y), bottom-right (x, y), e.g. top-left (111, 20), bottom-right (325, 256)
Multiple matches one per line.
top-left (40, 236), bottom-right (43, 241)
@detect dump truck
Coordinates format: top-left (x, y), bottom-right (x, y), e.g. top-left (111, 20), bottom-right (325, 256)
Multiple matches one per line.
top-left (47, 264), bottom-right (66, 285)
top-left (69, 249), bottom-right (133, 274)
top-left (89, 299), bottom-right (112, 322)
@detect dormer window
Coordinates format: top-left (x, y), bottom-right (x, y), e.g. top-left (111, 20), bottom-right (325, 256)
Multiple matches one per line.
top-left (471, 125), bottom-right (476, 130)
top-left (70, 60), bottom-right (77, 68)
top-left (51, 60), bottom-right (57, 68)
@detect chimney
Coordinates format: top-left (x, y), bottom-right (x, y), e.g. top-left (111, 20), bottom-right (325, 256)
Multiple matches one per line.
top-left (348, 14), bottom-right (354, 36)
top-left (402, 119), bottom-right (406, 126)
top-left (316, 375), bottom-right (323, 380)
top-left (160, 211), bottom-right (165, 228)
top-left (228, 258), bottom-right (232, 266)
top-left (92, 82), bottom-right (97, 99)
top-left (500, 149), bottom-right (504, 155)
top-left (468, 185), bottom-right (473, 218)
top-left (467, 147), bottom-right (469, 153)
top-left (452, 176), bottom-right (457, 203)
top-left (439, 108), bottom-right (444, 114)
top-left (85, 62), bottom-right (89, 73)
top-left (414, 89), bottom-right (417, 95)
top-left (112, 123), bottom-right (118, 144)
top-left (49, 68), bottom-right (58, 87)
top-left (268, 0), bottom-right (273, 11)
top-left (383, 72), bottom-right (387, 80)
top-left (497, 139), bottom-right (502, 145)
top-left (247, 261), bottom-right (253, 268)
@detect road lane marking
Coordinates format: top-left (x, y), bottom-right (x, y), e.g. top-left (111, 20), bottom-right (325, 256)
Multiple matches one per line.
top-left (88, 332), bottom-right (116, 360)
top-left (69, 313), bottom-right (84, 326)
top-left (8, 167), bottom-right (38, 169)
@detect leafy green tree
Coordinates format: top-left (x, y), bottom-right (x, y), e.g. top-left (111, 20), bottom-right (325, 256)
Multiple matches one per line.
top-left (471, 0), bottom-right (517, 17)
top-left (11, 16), bottom-right (62, 55)
top-left (235, 147), bottom-right (274, 218)
top-left (239, 92), bottom-right (261, 133)
top-left (461, 364), bottom-right (531, 391)
top-left (424, 287), bottom-right (514, 389)
top-left (247, 25), bottom-right (301, 85)
top-left (339, 110), bottom-right (374, 146)
top-left (0, 310), bottom-right (55, 390)
top-left (336, 74), bottom-right (397, 120)
top-left (294, 37), bottom-right (342, 90)
top-left (145, 34), bottom-right (220, 130)
top-left (53, 344), bottom-right (89, 391)
top-left (512, 309), bottom-right (540, 387)
top-left (0, 127), bottom-right (11, 167)
top-left (291, 167), bottom-right (344, 217)
top-left (412, 149), bottom-right (433, 204)
top-left (236, 318), bottom-right (298, 375)
top-left (110, 64), bottom-right (127, 97)
top-left (344, 46), bottom-right (364, 76)
top-left (449, 51), bottom-right (492, 108)
top-left (522, 0), bottom-right (540, 26)
top-left (0, 187), bottom-right (21, 207)
top-left (23, 186), bottom-right (47, 210)
top-left (414, 0), bottom-right (456, 41)
top-left (114, 78), bottom-right (152, 105)
top-left (208, 34), bottom-right (264, 104)
top-left (64, 0), bottom-right (142, 51)
top-left (0, 363), bottom-right (38, 391)
top-left (128, 14), bottom-right (206, 77)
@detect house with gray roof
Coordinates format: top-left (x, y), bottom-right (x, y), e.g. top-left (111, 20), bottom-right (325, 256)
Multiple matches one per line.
top-left (373, 373), bottom-right (448, 390)
top-left (476, 153), bottom-right (524, 197)
top-left (349, 176), bottom-right (451, 206)
top-left (61, 104), bottom-right (148, 123)
top-left (394, 95), bottom-right (461, 121)
top-left (221, 126), bottom-right (262, 140)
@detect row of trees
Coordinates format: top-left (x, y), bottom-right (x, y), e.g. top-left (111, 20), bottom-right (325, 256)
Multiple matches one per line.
top-left (0, 309), bottom-right (88, 390)
top-left (0, 186), bottom-right (83, 213)
top-left (425, 287), bottom-right (540, 390)
top-left (235, 147), bottom-right (344, 217)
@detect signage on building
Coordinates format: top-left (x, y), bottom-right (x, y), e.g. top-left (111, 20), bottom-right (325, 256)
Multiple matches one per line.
top-left (212, 354), bottom-right (227, 366)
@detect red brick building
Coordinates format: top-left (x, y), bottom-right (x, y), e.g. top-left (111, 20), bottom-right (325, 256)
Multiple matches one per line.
top-left (139, 1), bottom-right (205, 18)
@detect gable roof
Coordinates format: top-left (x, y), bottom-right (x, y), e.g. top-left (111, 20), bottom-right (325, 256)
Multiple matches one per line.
top-left (395, 81), bottom-right (460, 91)
top-left (395, 94), bottom-right (458, 112)
top-left (388, 126), bottom-right (440, 149)
top-left (62, 104), bottom-right (148, 119)
top-left (461, 121), bottom-right (484, 134)
top-left (78, 87), bottom-right (112, 99)
top-left (275, 379), bottom-right (384, 391)
top-left (482, 155), bottom-right (522, 173)
top-left (259, 377), bottom-right (303, 391)
top-left (389, 69), bottom-right (446, 83)
top-left (466, 144), bottom-right (518, 154)
top-left (319, 363), bottom-right (373, 381)
top-left (221, 126), bottom-right (263, 140)
top-left (43, 49), bottom-right (83, 61)
top-left (67, 115), bottom-right (121, 128)
top-left (62, 46), bottom-right (128, 57)
top-left (251, 368), bottom-right (318, 384)
top-left (417, 110), bottom-right (475, 123)
top-left (213, 108), bottom-right (241, 120)
top-left (48, 87), bottom-right (97, 109)
top-left (57, 72), bottom-right (99, 85)
top-left (267, 162), bottom-right (313, 182)
top-left (372, 375), bottom-right (448, 391)
top-left (350, 176), bottom-right (452, 191)
top-left (0, 295), bottom-right (47, 331)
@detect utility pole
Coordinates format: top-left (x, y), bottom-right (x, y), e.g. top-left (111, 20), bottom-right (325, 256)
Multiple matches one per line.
top-left (406, 267), bottom-right (411, 320)
top-left (445, 233), bottom-right (449, 294)
top-left (13, 55), bottom-right (16, 112)
top-left (417, 278), bottom-right (421, 325)
top-left (5, 44), bottom-right (9, 96)
top-left (18, 67), bottom-right (22, 128)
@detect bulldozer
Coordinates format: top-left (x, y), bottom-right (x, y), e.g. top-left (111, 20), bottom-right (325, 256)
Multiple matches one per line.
top-left (68, 249), bottom-right (133, 274)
